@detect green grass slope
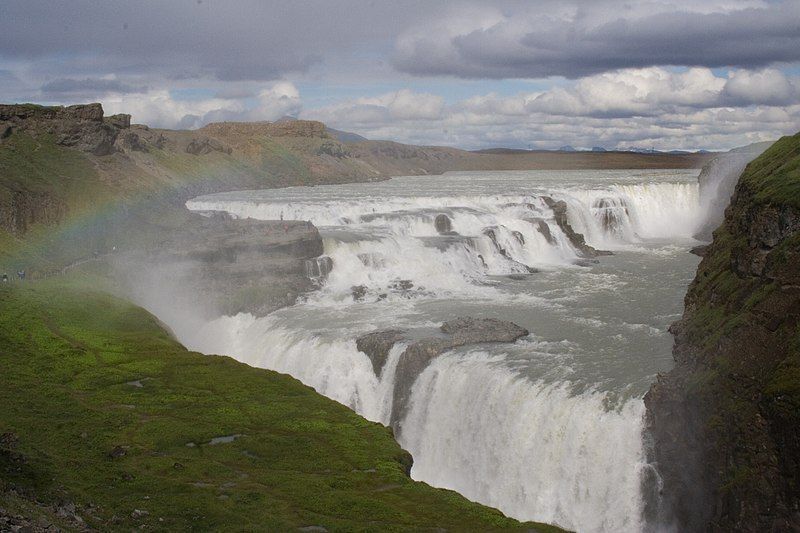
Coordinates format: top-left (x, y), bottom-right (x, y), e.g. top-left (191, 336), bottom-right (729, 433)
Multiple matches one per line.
top-left (0, 279), bottom-right (562, 532)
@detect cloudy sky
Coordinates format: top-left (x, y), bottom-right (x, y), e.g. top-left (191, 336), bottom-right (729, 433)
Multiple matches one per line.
top-left (2, 0), bottom-right (799, 150)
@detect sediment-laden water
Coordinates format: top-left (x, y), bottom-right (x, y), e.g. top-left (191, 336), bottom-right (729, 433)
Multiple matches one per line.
top-left (182, 169), bottom-right (703, 532)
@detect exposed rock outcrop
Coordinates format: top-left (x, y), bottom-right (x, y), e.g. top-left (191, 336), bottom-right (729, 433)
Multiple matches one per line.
top-left (526, 218), bottom-right (555, 244)
top-left (185, 137), bottom-right (232, 156)
top-left (356, 317), bottom-right (529, 429)
top-left (317, 140), bottom-right (349, 158)
top-left (434, 214), bottom-right (454, 234)
top-left (541, 196), bottom-right (612, 257)
top-left (0, 103), bottom-right (127, 156)
top-left (356, 329), bottom-right (407, 375)
top-left (116, 130), bottom-right (149, 152)
top-left (645, 132), bottom-right (800, 532)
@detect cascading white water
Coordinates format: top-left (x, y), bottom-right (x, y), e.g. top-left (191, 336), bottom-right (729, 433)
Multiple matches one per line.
top-left (176, 169), bottom-right (704, 532)
top-left (400, 351), bottom-right (648, 533)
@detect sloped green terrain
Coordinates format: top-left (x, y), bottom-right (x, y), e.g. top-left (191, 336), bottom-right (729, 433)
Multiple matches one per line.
top-left (0, 279), bottom-right (562, 532)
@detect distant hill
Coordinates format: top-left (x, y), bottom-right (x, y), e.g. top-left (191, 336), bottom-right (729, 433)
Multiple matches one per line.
top-left (326, 126), bottom-right (368, 143)
top-left (277, 115), bottom-right (367, 143)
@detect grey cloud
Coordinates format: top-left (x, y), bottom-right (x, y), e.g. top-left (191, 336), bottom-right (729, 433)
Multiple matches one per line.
top-left (41, 78), bottom-right (147, 95)
top-left (0, 0), bottom-right (438, 83)
top-left (393, 2), bottom-right (800, 79)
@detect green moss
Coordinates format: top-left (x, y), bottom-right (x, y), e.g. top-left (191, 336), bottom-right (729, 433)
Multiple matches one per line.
top-left (0, 280), bottom-right (562, 532)
top-left (720, 466), bottom-right (755, 493)
top-left (739, 131), bottom-right (800, 208)
top-left (0, 132), bottom-right (111, 210)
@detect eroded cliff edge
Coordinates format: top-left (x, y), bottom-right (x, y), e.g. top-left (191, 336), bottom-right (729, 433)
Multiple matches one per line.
top-left (645, 132), bottom-right (800, 532)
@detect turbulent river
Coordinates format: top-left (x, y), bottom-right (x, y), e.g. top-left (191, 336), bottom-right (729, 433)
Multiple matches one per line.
top-left (184, 169), bottom-right (703, 532)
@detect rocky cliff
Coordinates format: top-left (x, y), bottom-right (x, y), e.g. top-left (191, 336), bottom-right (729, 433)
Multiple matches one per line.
top-left (645, 132), bottom-right (800, 532)
top-left (0, 103), bottom-right (130, 156)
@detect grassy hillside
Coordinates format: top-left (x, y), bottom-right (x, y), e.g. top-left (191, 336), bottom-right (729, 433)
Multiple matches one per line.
top-left (0, 278), bottom-right (562, 532)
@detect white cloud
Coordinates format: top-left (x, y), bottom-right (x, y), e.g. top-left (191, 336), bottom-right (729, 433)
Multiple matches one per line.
top-left (100, 81), bottom-right (303, 129)
top-left (302, 89), bottom-right (443, 126)
top-left (101, 91), bottom-right (243, 129)
top-left (250, 81), bottom-right (302, 120)
top-left (722, 68), bottom-right (799, 106)
top-left (305, 67), bottom-right (800, 150)
top-left (392, 1), bottom-right (800, 79)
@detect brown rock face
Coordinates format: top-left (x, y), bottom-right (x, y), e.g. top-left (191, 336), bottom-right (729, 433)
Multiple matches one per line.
top-left (644, 135), bottom-right (800, 532)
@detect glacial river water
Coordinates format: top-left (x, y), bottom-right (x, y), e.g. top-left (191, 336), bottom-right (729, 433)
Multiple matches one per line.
top-left (183, 169), bottom-right (703, 532)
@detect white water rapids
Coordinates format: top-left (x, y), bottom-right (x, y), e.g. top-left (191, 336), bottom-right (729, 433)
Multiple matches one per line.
top-left (178, 169), bottom-right (704, 532)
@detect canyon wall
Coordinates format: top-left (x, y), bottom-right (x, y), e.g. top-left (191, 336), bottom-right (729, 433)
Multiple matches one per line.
top-left (645, 132), bottom-right (800, 532)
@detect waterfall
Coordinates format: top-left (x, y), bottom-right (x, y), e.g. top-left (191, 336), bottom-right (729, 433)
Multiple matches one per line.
top-left (175, 170), bottom-right (703, 532)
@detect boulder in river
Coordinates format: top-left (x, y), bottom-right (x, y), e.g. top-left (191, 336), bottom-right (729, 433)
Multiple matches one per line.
top-left (434, 214), bottom-right (457, 235)
top-left (541, 196), bottom-right (612, 257)
top-left (351, 285), bottom-right (368, 301)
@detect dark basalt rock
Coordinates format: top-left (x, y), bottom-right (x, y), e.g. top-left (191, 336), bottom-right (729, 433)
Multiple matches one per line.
top-left (0, 190), bottom-right (68, 235)
top-left (434, 214), bottom-right (454, 234)
top-left (356, 317), bottom-right (528, 430)
top-left (390, 279), bottom-right (414, 292)
top-left (351, 285), bottom-right (368, 301)
top-left (105, 113), bottom-right (132, 129)
top-left (689, 244), bottom-right (709, 257)
top-left (439, 316), bottom-right (528, 341)
top-left (482, 227), bottom-right (509, 258)
top-left (541, 196), bottom-right (612, 257)
top-left (525, 218), bottom-right (556, 244)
